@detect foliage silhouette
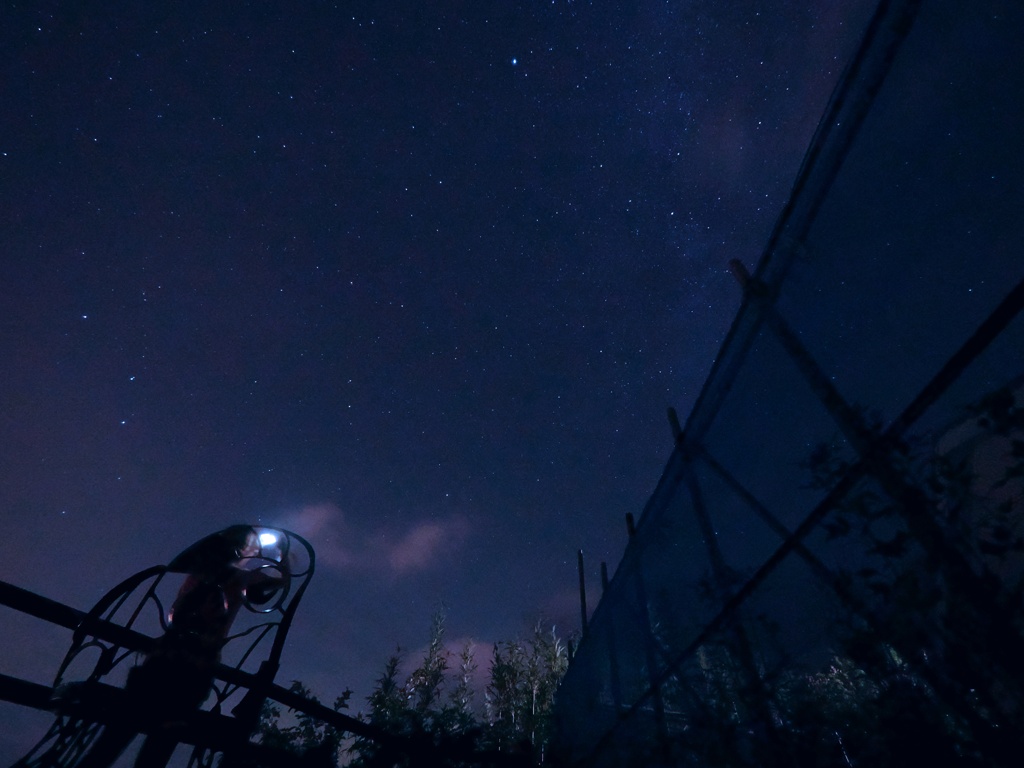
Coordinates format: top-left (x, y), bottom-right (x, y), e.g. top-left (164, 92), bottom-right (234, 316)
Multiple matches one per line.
top-left (256, 609), bottom-right (570, 767)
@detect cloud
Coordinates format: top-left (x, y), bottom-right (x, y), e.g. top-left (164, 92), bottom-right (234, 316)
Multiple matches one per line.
top-left (275, 502), bottom-right (360, 569)
top-left (388, 518), bottom-right (469, 575)
top-left (273, 503), bottom-right (470, 578)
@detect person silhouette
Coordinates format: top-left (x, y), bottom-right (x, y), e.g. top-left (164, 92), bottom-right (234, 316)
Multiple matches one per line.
top-left (76, 526), bottom-right (285, 768)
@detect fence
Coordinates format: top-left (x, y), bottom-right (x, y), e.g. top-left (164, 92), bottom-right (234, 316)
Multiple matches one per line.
top-left (552, 0), bottom-right (1024, 765)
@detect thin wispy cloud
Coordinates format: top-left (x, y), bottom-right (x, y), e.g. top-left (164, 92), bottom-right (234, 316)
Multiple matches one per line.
top-left (388, 518), bottom-right (469, 575)
top-left (275, 502), bottom-right (470, 578)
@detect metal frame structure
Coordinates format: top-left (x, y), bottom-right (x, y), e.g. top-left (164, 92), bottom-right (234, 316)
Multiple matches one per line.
top-left (3, 526), bottom-right (317, 768)
top-left (553, 0), bottom-right (1024, 764)
top-left (1, 527), bottom-right (530, 768)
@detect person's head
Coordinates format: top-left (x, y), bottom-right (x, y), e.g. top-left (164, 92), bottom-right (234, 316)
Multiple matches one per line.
top-left (168, 525), bottom-right (258, 574)
top-left (217, 524), bottom-right (260, 562)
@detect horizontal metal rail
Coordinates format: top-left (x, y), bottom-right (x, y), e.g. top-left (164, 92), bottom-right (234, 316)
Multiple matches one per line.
top-left (0, 578), bottom-right (375, 738)
top-left (0, 579), bottom-right (527, 767)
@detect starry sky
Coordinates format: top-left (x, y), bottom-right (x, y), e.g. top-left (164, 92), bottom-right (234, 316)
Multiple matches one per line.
top-left (0, 0), bottom-right (879, 756)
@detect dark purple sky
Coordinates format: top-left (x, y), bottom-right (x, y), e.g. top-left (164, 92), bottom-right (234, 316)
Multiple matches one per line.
top-left (0, 0), bottom-right (876, 756)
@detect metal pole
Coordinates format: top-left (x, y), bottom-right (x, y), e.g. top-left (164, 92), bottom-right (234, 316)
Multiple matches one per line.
top-left (577, 549), bottom-right (589, 635)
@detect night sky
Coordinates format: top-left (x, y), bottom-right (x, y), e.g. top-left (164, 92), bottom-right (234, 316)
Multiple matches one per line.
top-left (1, 0), bottom-right (877, 757)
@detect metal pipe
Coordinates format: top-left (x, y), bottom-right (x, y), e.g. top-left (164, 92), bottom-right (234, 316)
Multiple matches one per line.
top-left (577, 549), bottom-right (588, 634)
